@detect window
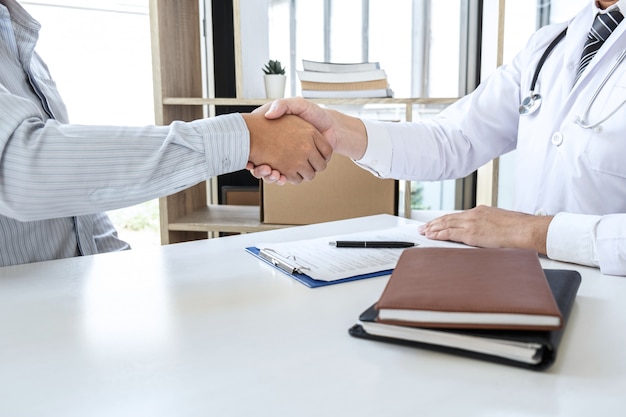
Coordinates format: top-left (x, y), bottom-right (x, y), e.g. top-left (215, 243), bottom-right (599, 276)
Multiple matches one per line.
top-left (268, 0), bottom-right (475, 214)
top-left (22, 0), bottom-right (159, 248)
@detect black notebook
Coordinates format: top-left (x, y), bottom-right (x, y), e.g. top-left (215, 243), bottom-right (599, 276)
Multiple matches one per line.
top-left (348, 269), bottom-right (581, 371)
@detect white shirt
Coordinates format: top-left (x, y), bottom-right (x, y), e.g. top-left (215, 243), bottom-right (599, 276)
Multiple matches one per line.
top-left (357, 1), bottom-right (626, 276)
top-left (0, 0), bottom-right (250, 266)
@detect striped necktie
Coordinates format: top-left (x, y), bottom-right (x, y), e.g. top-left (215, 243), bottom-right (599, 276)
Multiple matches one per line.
top-left (575, 9), bottom-right (624, 82)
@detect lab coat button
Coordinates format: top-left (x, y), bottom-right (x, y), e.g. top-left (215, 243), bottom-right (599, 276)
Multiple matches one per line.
top-left (551, 131), bottom-right (563, 146)
top-left (535, 209), bottom-right (547, 216)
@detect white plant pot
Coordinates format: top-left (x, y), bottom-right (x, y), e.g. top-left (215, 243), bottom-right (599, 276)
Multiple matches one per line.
top-left (264, 74), bottom-right (286, 99)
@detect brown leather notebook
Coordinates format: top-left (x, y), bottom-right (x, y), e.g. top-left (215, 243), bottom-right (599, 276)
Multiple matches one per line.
top-left (375, 247), bottom-right (563, 330)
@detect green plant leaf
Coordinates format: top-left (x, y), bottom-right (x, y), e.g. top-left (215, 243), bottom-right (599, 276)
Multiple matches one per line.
top-left (263, 59), bottom-right (286, 75)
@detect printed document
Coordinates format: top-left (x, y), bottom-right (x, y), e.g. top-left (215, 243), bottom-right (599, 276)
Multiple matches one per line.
top-left (254, 224), bottom-right (467, 281)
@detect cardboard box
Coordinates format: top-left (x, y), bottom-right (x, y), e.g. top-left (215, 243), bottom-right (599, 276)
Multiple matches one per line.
top-left (261, 154), bottom-right (397, 225)
top-left (221, 186), bottom-right (260, 206)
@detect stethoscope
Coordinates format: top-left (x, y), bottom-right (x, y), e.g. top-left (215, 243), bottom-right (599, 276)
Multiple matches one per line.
top-left (519, 28), bottom-right (568, 116)
top-left (519, 26), bottom-right (626, 130)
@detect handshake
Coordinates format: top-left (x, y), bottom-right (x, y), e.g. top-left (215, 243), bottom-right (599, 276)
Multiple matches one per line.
top-left (243, 97), bottom-right (558, 265)
top-left (243, 97), bottom-right (367, 185)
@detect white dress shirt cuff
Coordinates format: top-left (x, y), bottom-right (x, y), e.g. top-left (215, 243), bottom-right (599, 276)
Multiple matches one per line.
top-left (353, 119), bottom-right (393, 178)
top-left (546, 212), bottom-right (600, 268)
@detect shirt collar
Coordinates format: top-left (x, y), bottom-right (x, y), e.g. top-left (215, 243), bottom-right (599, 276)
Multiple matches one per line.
top-left (0, 0), bottom-right (41, 32)
top-left (595, 1), bottom-right (622, 14)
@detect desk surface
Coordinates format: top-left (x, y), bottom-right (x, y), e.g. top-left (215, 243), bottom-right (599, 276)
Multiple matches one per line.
top-left (1, 214), bottom-right (624, 417)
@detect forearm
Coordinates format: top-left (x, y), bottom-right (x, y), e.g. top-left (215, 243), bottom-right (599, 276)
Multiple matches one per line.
top-left (0, 112), bottom-right (249, 221)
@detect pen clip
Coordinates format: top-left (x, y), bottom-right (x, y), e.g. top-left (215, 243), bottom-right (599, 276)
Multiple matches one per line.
top-left (259, 248), bottom-right (308, 275)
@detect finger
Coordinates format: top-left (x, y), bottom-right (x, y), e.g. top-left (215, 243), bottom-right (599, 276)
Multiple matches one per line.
top-left (422, 228), bottom-right (454, 241)
top-left (313, 133), bottom-right (333, 160)
top-left (266, 169), bottom-right (283, 183)
top-left (286, 172), bottom-right (304, 185)
top-left (247, 164), bottom-right (272, 179)
top-left (264, 173), bottom-right (287, 185)
top-left (308, 151), bottom-right (328, 173)
top-left (276, 175), bottom-right (287, 185)
top-left (422, 213), bottom-right (464, 233)
top-left (298, 164), bottom-right (317, 181)
top-left (264, 99), bottom-right (287, 119)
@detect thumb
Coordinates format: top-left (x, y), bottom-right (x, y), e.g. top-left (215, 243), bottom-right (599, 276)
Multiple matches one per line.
top-left (264, 99), bottom-right (288, 119)
top-left (264, 97), bottom-right (310, 120)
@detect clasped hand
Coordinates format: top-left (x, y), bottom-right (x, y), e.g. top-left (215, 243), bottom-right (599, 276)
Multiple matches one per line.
top-left (243, 108), bottom-right (332, 184)
top-left (246, 97), bottom-right (348, 185)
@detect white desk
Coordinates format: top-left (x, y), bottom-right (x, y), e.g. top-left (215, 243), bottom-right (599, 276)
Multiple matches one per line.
top-left (1, 214), bottom-right (625, 417)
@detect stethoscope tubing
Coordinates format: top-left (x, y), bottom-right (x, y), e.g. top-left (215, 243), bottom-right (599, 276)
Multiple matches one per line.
top-left (575, 49), bottom-right (626, 129)
top-left (521, 26), bottom-right (626, 130)
top-left (530, 28), bottom-right (569, 93)
top-left (519, 28), bottom-right (568, 116)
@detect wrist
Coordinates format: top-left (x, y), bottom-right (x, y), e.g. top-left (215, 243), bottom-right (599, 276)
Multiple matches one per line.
top-left (241, 113), bottom-right (259, 161)
top-left (528, 215), bottom-right (553, 255)
top-left (331, 110), bottom-right (368, 159)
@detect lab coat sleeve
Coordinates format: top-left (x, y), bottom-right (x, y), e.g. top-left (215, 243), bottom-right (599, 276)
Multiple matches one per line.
top-left (355, 55), bottom-right (523, 181)
top-left (547, 212), bottom-right (626, 276)
top-left (356, 22), bottom-right (569, 182)
top-left (356, 119), bottom-right (393, 177)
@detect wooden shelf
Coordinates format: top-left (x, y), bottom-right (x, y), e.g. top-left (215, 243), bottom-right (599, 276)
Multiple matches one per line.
top-left (162, 97), bottom-right (458, 106)
top-left (163, 97), bottom-right (458, 122)
top-left (168, 205), bottom-right (291, 234)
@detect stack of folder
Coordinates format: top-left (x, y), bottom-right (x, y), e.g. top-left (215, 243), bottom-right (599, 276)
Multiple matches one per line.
top-left (297, 59), bottom-right (394, 99)
top-left (349, 247), bottom-right (581, 370)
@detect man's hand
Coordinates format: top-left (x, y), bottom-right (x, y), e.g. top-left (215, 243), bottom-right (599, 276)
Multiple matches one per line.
top-left (247, 97), bottom-right (368, 184)
top-left (418, 205), bottom-right (553, 254)
top-left (242, 112), bottom-right (331, 184)
top-left (253, 98), bottom-right (337, 145)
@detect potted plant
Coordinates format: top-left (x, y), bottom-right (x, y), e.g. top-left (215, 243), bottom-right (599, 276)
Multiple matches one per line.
top-left (263, 59), bottom-right (287, 99)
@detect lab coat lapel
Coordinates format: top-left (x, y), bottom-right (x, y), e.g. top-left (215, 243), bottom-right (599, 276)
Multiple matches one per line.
top-left (564, 8), bottom-right (594, 92)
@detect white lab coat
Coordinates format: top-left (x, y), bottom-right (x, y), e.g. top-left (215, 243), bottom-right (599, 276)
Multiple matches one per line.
top-left (358, 2), bottom-right (626, 275)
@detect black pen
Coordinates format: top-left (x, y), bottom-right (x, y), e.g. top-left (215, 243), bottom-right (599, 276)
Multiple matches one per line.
top-left (329, 241), bottom-right (416, 248)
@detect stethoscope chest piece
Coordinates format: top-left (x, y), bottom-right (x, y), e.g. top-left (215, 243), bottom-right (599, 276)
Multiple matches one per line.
top-left (519, 27), bottom-right (567, 117)
top-left (519, 93), bottom-right (542, 115)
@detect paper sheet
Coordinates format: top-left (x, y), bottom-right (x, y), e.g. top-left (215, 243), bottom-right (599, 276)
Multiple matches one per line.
top-left (255, 224), bottom-right (467, 281)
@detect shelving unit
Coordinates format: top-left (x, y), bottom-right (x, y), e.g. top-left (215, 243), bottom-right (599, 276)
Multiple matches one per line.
top-left (162, 97), bottom-right (456, 122)
top-left (150, 0), bottom-right (456, 244)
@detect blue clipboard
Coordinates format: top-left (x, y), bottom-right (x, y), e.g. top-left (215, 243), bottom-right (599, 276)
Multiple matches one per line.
top-left (245, 246), bottom-right (393, 288)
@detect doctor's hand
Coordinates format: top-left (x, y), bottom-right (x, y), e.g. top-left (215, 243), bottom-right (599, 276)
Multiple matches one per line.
top-left (418, 205), bottom-right (554, 255)
top-left (242, 112), bottom-right (331, 184)
top-left (246, 97), bottom-right (368, 184)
